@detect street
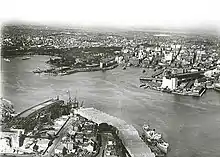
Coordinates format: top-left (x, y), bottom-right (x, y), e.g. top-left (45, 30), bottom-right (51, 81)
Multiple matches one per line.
top-left (44, 116), bottom-right (74, 157)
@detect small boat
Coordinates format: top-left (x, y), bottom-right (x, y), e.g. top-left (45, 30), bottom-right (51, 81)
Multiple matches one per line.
top-left (33, 67), bottom-right (42, 73)
top-left (33, 70), bottom-right (41, 73)
top-left (143, 124), bottom-right (162, 141)
top-left (122, 66), bottom-right (127, 70)
top-left (140, 83), bottom-right (146, 88)
top-left (4, 58), bottom-right (10, 62)
top-left (214, 83), bottom-right (220, 92)
top-left (22, 56), bottom-right (31, 60)
top-left (142, 124), bottom-right (170, 156)
top-left (157, 140), bottom-right (170, 154)
top-left (161, 87), bottom-right (172, 93)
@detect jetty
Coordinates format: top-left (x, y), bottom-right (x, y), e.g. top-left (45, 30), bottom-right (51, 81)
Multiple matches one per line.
top-left (14, 98), bottom-right (64, 119)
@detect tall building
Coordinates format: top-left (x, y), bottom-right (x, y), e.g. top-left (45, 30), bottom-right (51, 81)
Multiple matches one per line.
top-left (100, 62), bottom-right (104, 68)
top-left (161, 70), bottom-right (178, 90)
top-left (161, 77), bottom-right (178, 90)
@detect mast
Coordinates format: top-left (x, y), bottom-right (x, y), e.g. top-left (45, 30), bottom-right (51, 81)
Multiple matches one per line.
top-left (81, 101), bottom-right (84, 107)
top-left (66, 90), bottom-right (71, 103)
top-left (68, 90), bottom-right (71, 102)
top-left (74, 90), bottom-right (77, 102)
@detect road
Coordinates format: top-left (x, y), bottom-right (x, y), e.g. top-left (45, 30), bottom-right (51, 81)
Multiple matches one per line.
top-left (44, 116), bottom-right (73, 157)
top-left (96, 133), bottom-right (108, 157)
top-left (0, 153), bottom-right (35, 157)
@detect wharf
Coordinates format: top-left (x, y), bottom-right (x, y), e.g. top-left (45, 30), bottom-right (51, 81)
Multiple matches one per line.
top-left (139, 76), bottom-right (162, 82)
top-left (34, 64), bottom-right (118, 75)
top-left (15, 98), bottom-right (64, 118)
top-left (172, 88), bottom-right (206, 97)
top-left (75, 107), bottom-right (155, 157)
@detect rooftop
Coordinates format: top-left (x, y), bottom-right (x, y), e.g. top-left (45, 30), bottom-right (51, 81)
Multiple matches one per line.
top-left (18, 99), bottom-right (64, 118)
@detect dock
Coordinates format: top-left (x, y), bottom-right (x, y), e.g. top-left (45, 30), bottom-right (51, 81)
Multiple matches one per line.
top-left (139, 76), bottom-right (162, 82)
top-left (75, 107), bottom-right (155, 157)
top-left (5, 98), bottom-right (65, 130)
top-left (15, 98), bottom-right (64, 119)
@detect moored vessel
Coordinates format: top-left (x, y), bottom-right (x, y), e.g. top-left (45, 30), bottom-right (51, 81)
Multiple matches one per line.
top-left (141, 123), bottom-right (170, 157)
top-left (3, 58), bottom-right (10, 62)
top-left (22, 56), bottom-right (31, 60)
top-left (122, 65), bottom-right (127, 70)
top-left (33, 67), bottom-right (43, 73)
top-left (214, 83), bottom-right (220, 92)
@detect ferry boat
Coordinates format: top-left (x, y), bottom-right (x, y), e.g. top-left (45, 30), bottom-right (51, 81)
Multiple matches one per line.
top-left (22, 56), bottom-right (31, 60)
top-left (161, 87), bottom-right (172, 93)
top-left (214, 83), bottom-right (220, 92)
top-left (141, 124), bottom-right (170, 156)
top-left (139, 83), bottom-right (150, 89)
top-left (3, 58), bottom-right (10, 62)
top-left (140, 83), bottom-right (146, 88)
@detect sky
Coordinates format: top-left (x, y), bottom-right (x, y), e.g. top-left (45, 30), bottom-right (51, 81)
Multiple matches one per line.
top-left (0, 0), bottom-right (220, 31)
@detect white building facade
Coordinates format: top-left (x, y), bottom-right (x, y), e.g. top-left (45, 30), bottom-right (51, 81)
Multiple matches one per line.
top-left (161, 77), bottom-right (178, 90)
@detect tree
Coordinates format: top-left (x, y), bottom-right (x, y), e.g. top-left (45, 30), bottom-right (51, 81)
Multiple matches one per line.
top-left (33, 144), bottom-right (39, 152)
top-left (19, 134), bottom-right (25, 147)
top-left (62, 146), bottom-right (68, 156)
top-left (98, 123), bottom-right (111, 132)
top-left (48, 140), bottom-right (53, 147)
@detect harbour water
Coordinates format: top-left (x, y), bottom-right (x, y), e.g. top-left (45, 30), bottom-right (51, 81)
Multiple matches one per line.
top-left (1, 55), bottom-right (220, 157)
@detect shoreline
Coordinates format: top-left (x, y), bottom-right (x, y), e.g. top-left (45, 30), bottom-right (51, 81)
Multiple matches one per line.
top-left (33, 63), bottom-right (119, 75)
top-left (139, 67), bottom-right (209, 97)
top-left (1, 98), bottom-right (155, 157)
top-left (75, 107), bottom-right (155, 157)
top-left (140, 82), bottom-right (207, 97)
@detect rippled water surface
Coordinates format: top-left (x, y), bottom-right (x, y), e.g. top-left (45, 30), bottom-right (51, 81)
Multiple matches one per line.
top-left (2, 55), bottom-right (220, 157)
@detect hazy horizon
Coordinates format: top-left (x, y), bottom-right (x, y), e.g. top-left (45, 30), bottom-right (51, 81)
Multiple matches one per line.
top-left (2, 20), bottom-right (220, 36)
top-left (1, 0), bottom-right (220, 35)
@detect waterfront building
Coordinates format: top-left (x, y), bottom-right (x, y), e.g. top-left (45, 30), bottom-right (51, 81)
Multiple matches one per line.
top-left (100, 62), bottom-right (104, 68)
top-left (0, 129), bottom-right (22, 153)
top-left (161, 76), bottom-right (178, 90)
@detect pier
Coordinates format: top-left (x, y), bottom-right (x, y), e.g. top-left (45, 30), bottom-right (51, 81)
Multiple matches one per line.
top-left (6, 98), bottom-right (65, 132)
top-left (14, 98), bottom-right (64, 119)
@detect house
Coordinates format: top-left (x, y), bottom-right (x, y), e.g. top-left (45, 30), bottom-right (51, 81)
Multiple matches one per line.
top-left (83, 143), bottom-right (94, 152)
top-left (75, 132), bottom-right (84, 143)
top-left (54, 144), bottom-right (64, 154)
